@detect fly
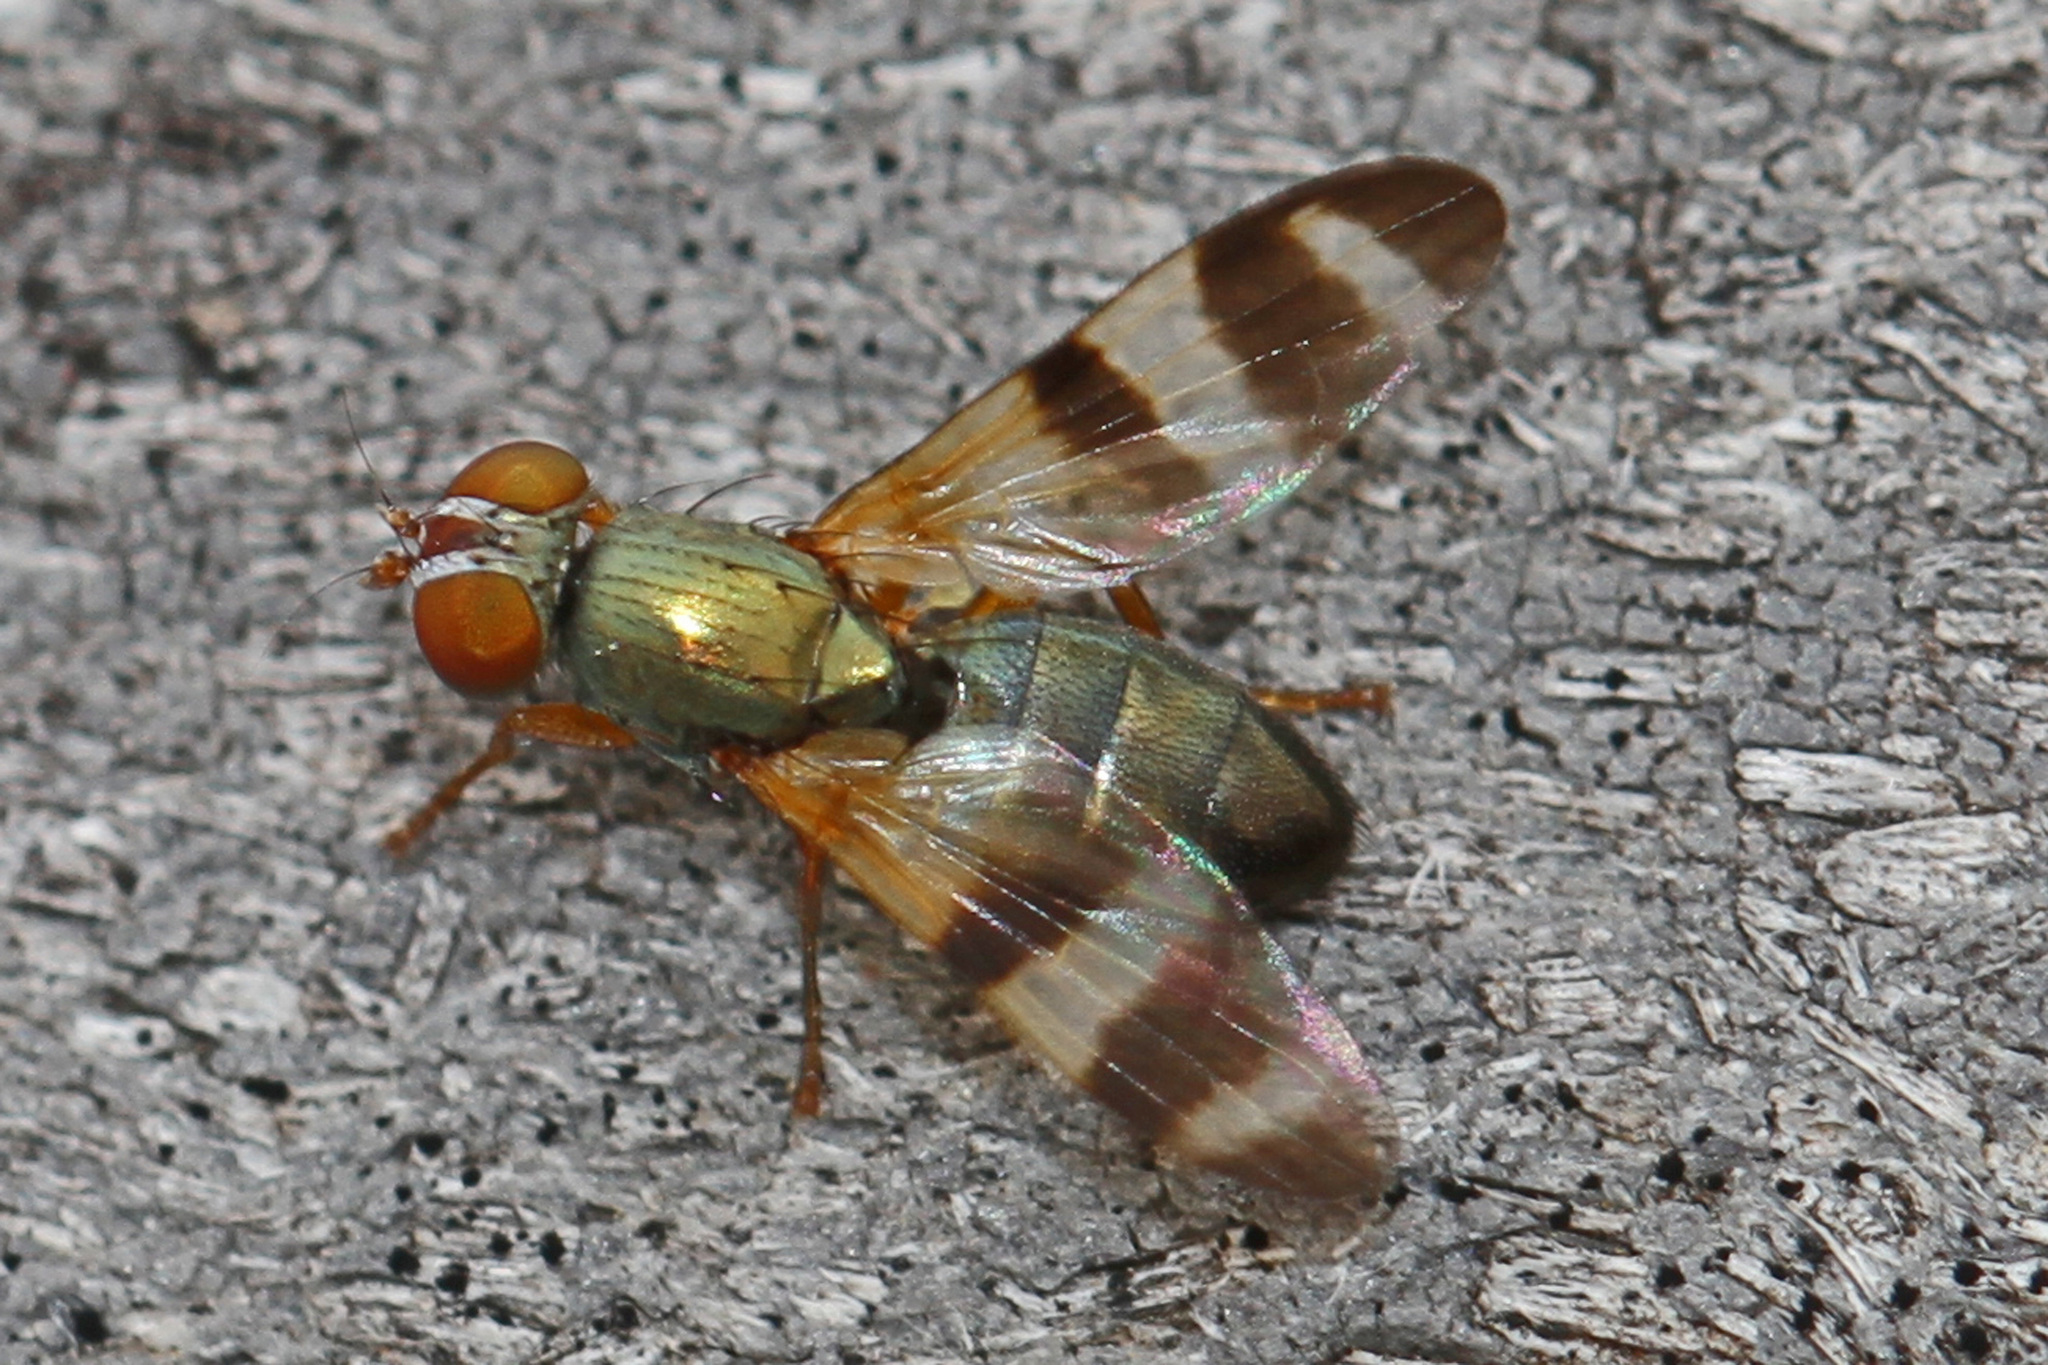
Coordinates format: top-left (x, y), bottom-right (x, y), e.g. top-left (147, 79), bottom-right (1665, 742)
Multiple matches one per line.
top-left (364, 158), bottom-right (1506, 1198)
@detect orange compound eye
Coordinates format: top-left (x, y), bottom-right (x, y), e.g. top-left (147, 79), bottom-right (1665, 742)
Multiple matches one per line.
top-left (413, 573), bottom-right (547, 697)
top-left (445, 440), bottom-right (590, 514)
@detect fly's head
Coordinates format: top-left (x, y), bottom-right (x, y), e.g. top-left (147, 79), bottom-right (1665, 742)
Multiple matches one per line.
top-left (364, 440), bottom-right (613, 698)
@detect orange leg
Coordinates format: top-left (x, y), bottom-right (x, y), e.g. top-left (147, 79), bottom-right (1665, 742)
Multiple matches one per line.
top-left (866, 581), bottom-right (914, 632)
top-left (384, 702), bottom-right (638, 857)
top-left (1107, 582), bottom-right (1164, 638)
top-left (792, 841), bottom-right (829, 1119)
top-left (961, 586), bottom-right (1034, 620)
top-left (1250, 681), bottom-right (1396, 716)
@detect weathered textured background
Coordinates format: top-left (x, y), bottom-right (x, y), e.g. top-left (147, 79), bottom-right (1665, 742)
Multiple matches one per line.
top-left (3, 0), bottom-right (2045, 1360)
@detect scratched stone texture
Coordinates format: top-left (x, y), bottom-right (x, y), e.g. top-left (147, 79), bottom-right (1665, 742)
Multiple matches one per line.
top-left (2, 0), bottom-right (2045, 1360)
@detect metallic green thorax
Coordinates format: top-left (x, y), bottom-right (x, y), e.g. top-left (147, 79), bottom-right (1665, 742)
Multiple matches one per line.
top-left (556, 508), bottom-right (903, 757)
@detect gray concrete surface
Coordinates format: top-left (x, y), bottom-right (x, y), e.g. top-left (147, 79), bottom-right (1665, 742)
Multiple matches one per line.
top-left (2, 0), bottom-right (2045, 1360)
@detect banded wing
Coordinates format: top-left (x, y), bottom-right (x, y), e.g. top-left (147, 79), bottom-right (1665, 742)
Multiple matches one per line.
top-left (797, 158), bottom-right (1504, 613)
top-left (726, 725), bottom-right (1397, 1198)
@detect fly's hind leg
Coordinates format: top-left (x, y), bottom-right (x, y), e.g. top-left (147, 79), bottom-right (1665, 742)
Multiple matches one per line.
top-left (1107, 578), bottom-right (1393, 712)
top-left (384, 702), bottom-right (639, 857)
top-left (1249, 681), bottom-right (1395, 716)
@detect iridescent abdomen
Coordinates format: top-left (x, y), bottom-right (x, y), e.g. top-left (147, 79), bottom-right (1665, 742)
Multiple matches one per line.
top-left (921, 614), bottom-right (1356, 909)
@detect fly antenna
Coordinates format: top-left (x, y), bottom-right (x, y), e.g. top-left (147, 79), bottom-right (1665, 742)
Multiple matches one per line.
top-left (339, 391), bottom-right (420, 548)
top-left (269, 556), bottom-right (395, 655)
top-left (342, 392), bottom-right (386, 501)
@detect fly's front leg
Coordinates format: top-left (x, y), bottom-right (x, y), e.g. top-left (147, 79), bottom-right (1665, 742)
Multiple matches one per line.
top-left (384, 702), bottom-right (638, 856)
